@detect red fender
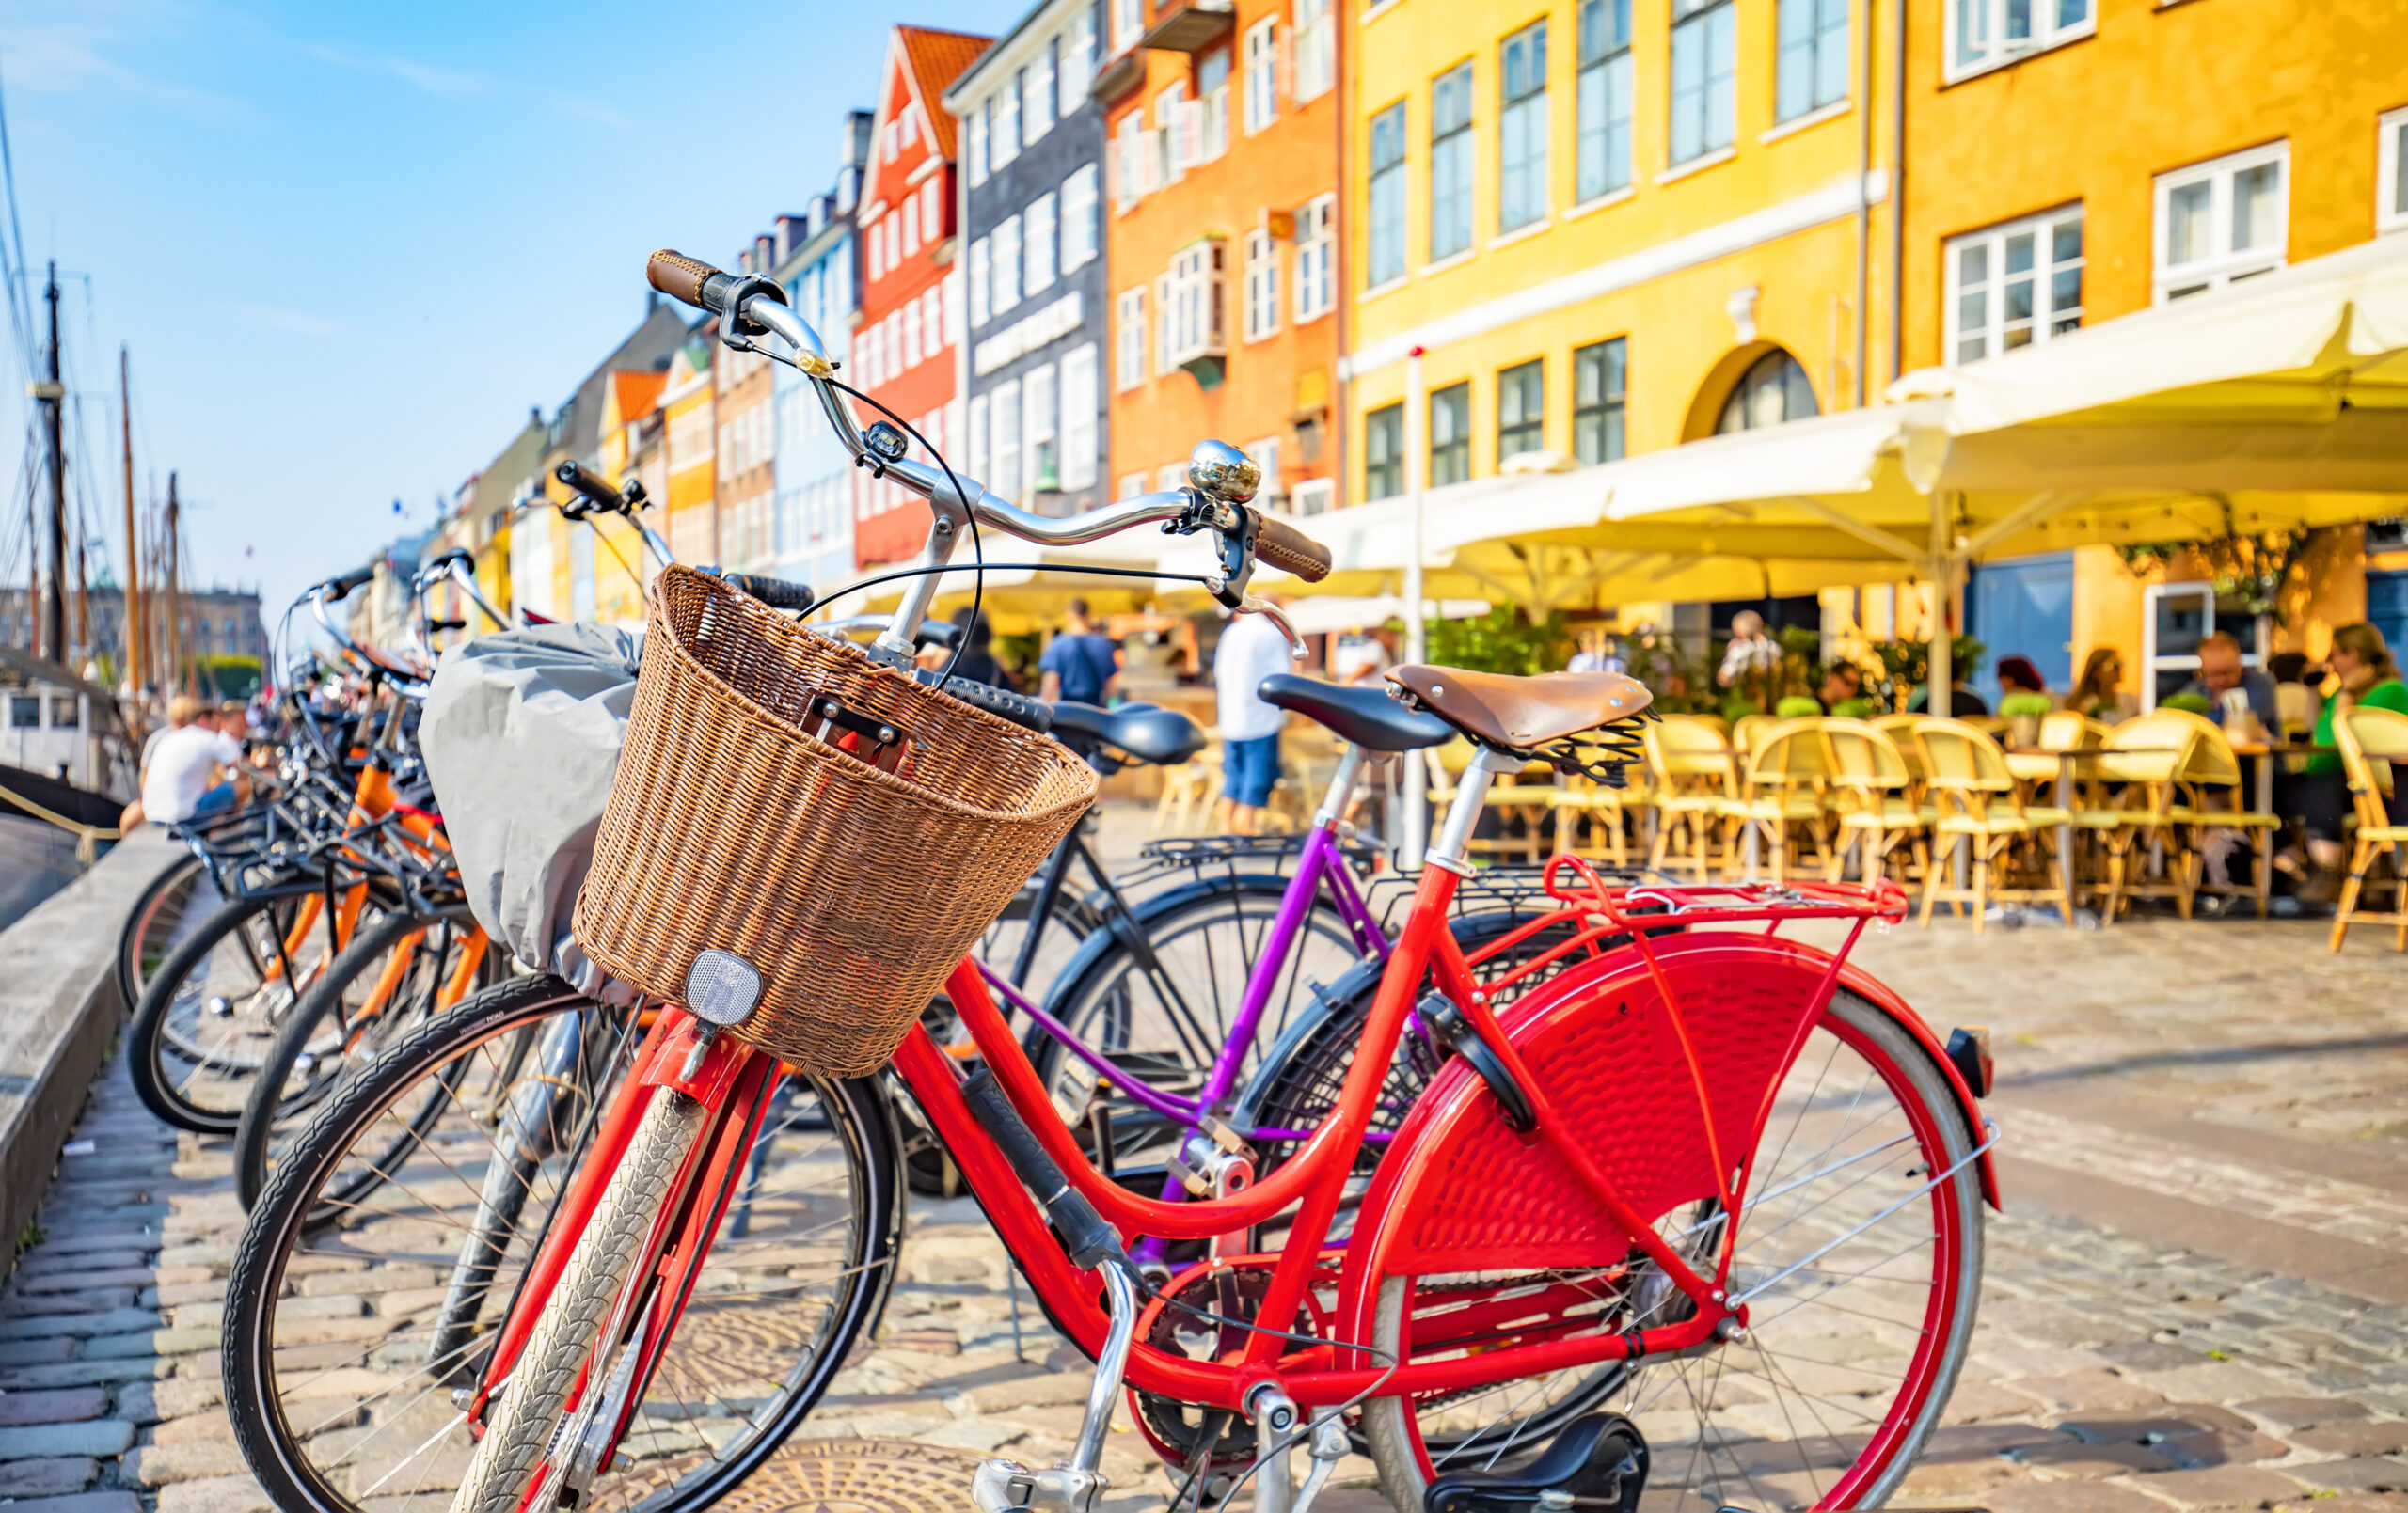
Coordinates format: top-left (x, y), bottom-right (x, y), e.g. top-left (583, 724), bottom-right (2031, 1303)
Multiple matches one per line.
top-left (1333, 932), bottom-right (1997, 1348)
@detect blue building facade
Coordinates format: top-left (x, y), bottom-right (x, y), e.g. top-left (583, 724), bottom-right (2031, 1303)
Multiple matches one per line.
top-left (773, 112), bottom-right (874, 596)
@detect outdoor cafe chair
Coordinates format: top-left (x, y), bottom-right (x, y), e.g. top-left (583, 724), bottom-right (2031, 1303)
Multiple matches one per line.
top-left (1552, 768), bottom-right (1634, 869)
top-left (1823, 717), bottom-right (1931, 887)
top-left (1427, 737), bottom-right (1558, 864)
top-left (1912, 717), bottom-right (2079, 933)
top-left (1719, 717), bottom-right (1833, 883)
top-left (1643, 715), bottom-right (1737, 881)
top-left (2331, 705), bottom-right (2408, 952)
top-left (2166, 715), bottom-right (2284, 919)
top-left (1875, 713), bottom-right (1931, 781)
top-left (1153, 732), bottom-right (1224, 834)
top-left (1731, 713), bottom-right (1780, 760)
top-left (2085, 712), bottom-right (2206, 922)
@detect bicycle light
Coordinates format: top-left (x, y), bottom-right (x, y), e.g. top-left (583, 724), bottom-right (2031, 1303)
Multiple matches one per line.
top-left (684, 948), bottom-right (763, 1029)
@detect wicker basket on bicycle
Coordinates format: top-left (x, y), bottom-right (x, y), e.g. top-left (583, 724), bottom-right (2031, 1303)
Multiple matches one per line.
top-left (572, 566), bottom-right (1097, 1075)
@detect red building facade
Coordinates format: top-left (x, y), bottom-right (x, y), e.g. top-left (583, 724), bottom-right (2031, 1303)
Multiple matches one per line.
top-left (853, 25), bottom-right (990, 569)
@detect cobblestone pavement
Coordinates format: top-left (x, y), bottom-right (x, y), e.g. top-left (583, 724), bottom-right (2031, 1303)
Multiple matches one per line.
top-left (3, 906), bottom-right (2406, 1513)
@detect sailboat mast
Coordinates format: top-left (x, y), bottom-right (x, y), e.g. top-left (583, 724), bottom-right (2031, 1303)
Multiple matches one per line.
top-left (120, 345), bottom-right (142, 695)
top-left (37, 260), bottom-right (66, 665)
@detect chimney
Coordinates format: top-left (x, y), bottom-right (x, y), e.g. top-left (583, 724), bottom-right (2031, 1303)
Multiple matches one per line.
top-left (844, 110), bottom-right (874, 168)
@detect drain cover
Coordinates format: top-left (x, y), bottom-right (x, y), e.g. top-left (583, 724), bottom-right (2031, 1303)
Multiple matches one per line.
top-left (594, 1439), bottom-right (992, 1513)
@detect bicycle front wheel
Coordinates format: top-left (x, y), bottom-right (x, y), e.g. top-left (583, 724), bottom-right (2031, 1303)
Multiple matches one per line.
top-left (223, 976), bottom-right (904, 1513)
top-left (118, 851), bottom-right (211, 1012)
top-left (1358, 988), bottom-right (1985, 1513)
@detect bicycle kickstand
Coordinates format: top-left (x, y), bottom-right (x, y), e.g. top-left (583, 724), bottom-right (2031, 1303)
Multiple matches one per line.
top-left (1247, 1390), bottom-right (1350, 1513)
top-left (972, 1262), bottom-right (1139, 1513)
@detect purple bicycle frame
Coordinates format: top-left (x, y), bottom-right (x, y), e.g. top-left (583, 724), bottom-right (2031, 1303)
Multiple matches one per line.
top-left (973, 814), bottom-right (1392, 1262)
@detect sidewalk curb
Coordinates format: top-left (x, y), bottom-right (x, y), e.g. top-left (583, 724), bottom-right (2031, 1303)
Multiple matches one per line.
top-left (0, 830), bottom-right (181, 1282)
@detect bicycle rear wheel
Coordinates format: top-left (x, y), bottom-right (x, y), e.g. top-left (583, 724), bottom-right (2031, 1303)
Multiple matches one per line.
top-left (118, 852), bottom-right (210, 1011)
top-left (223, 976), bottom-right (903, 1513)
top-left (1358, 988), bottom-right (1984, 1513)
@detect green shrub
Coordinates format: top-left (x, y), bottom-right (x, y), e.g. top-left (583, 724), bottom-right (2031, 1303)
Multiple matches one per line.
top-left (1999, 692), bottom-right (2053, 718)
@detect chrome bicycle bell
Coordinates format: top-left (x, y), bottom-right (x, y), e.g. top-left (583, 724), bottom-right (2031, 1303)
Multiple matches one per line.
top-left (1187, 439), bottom-right (1260, 504)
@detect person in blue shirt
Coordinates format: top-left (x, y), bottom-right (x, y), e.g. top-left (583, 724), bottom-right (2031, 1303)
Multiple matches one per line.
top-left (1038, 598), bottom-right (1120, 706)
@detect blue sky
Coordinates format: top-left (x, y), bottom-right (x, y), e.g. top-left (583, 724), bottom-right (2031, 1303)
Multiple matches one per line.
top-left (0, 0), bottom-right (1009, 626)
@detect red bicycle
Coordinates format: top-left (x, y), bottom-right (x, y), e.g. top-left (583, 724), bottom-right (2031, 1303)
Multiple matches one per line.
top-left (224, 254), bottom-right (1996, 1513)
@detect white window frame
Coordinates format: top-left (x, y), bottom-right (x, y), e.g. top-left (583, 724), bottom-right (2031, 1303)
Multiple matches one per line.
top-left (1944, 0), bottom-right (2095, 84)
top-left (902, 298), bottom-right (922, 368)
top-left (1367, 102), bottom-right (1408, 289)
top-left (2141, 580), bottom-right (2264, 713)
top-left (924, 285), bottom-right (947, 355)
top-left (969, 236), bottom-right (992, 327)
top-left (1291, 477), bottom-right (1335, 516)
top-left (968, 394), bottom-right (990, 481)
top-left (1244, 229), bottom-right (1281, 342)
top-left (1294, 0), bottom-right (1336, 102)
top-left (1118, 471), bottom-right (1149, 500)
top-left (1295, 194), bottom-right (1336, 323)
top-left (1247, 435), bottom-right (1284, 503)
top-left (1060, 344), bottom-right (1101, 491)
top-left (967, 101), bottom-right (990, 186)
top-left (991, 378), bottom-right (1024, 501)
top-left (1116, 288), bottom-right (1147, 389)
top-left (1156, 463), bottom-right (1187, 493)
top-left (1026, 39), bottom-right (1057, 145)
top-left (1774, 0), bottom-right (1848, 123)
top-left (994, 73), bottom-right (1022, 168)
top-left (993, 213), bottom-right (1025, 314)
top-left (1944, 204), bottom-right (2084, 364)
top-left (1670, 0), bottom-right (1735, 166)
top-left (1061, 164), bottom-right (1101, 272)
top-left (1154, 272), bottom-right (1175, 374)
top-left (1112, 0), bottom-right (1144, 55)
top-left (2153, 141), bottom-right (2289, 305)
top-left (1166, 239), bottom-right (1228, 368)
top-left (1026, 191), bottom-right (1059, 295)
top-left (1024, 363), bottom-right (1060, 492)
top-left (1244, 17), bottom-right (1280, 135)
top-left (1060, 9), bottom-right (1096, 110)
top-left (2378, 107), bottom-right (2408, 236)
top-left (1497, 20), bottom-right (1549, 233)
top-left (920, 179), bottom-right (942, 244)
top-left (1429, 60), bottom-right (1475, 262)
top-left (1114, 111), bottom-right (1146, 209)
top-left (902, 194), bottom-right (919, 256)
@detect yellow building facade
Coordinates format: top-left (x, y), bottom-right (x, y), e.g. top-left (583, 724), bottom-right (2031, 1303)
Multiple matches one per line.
top-left (1343, 0), bottom-right (1901, 516)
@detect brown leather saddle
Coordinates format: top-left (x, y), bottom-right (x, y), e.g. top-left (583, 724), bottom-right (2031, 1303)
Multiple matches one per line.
top-left (1386, 664), bottom-right (1654, 752)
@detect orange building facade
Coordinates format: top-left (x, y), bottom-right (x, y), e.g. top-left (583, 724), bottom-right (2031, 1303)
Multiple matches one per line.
top-left (1100, 0), bottom-right (1344, 513)
top-left (854, 25), bottom-right (990, 569)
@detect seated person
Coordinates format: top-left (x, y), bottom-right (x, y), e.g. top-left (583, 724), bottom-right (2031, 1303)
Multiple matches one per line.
top-left (2177, 632), bottom-right (2279, 732)
top-left (132, 695), bottom-right (251, 828)
top-left (2068, 647), bottom-right (2139, 725)
top-left (2284, 622), bottom-right (2408, 897)
top-left (1817, 661), bottom-right (1878, 718)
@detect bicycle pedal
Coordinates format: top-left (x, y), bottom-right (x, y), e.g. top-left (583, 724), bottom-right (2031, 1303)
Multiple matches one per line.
top-left (1422, 1412), bottom-right (1647, 1513)
top-left (971, 1458), bottom-right (1108, 1513)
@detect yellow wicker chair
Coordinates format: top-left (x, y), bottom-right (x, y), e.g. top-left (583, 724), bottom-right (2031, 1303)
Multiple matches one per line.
top-left (1552, 770), bottom-right (1634, 869)
top-left (2084, 713), bottom-right (2205, 922)
top-left (1643, 716), bottom-right (1737, 881)
top-left (1912, 717), bottom-right (2078, 932)
top-left (1719, 717), bottom-right (1833, 883)
top-left (1426, 738), bottom-right (1558, 863)
top-left (2332, 706), bottom-right (2408, 951)
top-left (1823, 717), bottom-right (1929, 886)
top-left (2166, 717), bottom-right (2284, 918)
top-left (1152, 733), bottom-right (1225, 834)
top-left (1875, 714), bottom-right (1929, 783)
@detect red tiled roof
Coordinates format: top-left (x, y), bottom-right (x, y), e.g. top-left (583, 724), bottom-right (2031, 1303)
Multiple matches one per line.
top-left (895, 25), bottom-right (992, 162)
top-left (610, 370), bottom-right (667, 427)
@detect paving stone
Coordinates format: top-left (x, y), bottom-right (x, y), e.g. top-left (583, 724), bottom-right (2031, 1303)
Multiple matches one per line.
top-left (18, 1231), bottom-right (160, 1255)
top-left (2244, 1395), bottom-right (2375, 1431)
top-left (2272, 1496), bottom-right (2408, 1512)
top-left (2124, 1464), bottom-right (2308, 1508)
top-left (0, 1387), bottom-right (112, 1426)
top-left (6, 1269), bottom-right (161, 1295)
top-left (0, 1418), bottom-right (137, 1457)
top-left (2008, 1437), bottom-right (2178, 1475)
top-left (0, 1491), bottom-right (147, 1513)
top-left (2292, 1458), bottom-right (2408, 1492)
top-left (80, 1327), bottom-right (218, 1359)
top-left (120, 1438), bottom-right (251, 1487)
top-left (0, 1290), bottom-right (141, 1317)
top-left (0, 1309), bottom-right (164, 1341)
top-left (2131, 1361), bottom-right (2301, 1403)
top-left (2296, 1421), bottom-right (2408, 1457)
top-left (114, 1379), bottom-right (163, 1425)
top-left (150, 1411), bottom-right (236, 1445)
top-left (152, 1474), bottom-right (272, 1513)
top-left (0, 1457), bottom-right (99, 1498)
top-left (2059, 1405), bottom-right (2254, 1442)
top-left (0, 1337), bottom-right (82, 1364)
top-left (2162, 1427), bottom-right (2292, 1466)
top-left (2004, 1369), bottom-right (2171, 1413)
top-left (146, 1378), bottom-right (223, 1419)
top-left (13, 1252), bottom-right (149, 1276)
top-left (0, 1358), bottom-right (172, 1389)
top-left (1984, 1476), bottom-right (2168, 1512)
top-left (2097, 1338), bottom-right (2215, 1370)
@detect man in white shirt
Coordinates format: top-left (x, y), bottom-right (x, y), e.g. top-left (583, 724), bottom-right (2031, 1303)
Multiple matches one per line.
top-left (138, 696), bottom-right (249, 827)
top-left (1212, 607), bottom-right (1295, 835)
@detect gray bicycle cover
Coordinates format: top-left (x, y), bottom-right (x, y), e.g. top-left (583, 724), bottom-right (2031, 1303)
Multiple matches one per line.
top-left (420, 623), bottom-right (643, 1003)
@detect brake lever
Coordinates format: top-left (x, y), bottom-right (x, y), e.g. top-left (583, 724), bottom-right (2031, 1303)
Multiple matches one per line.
top-left (1239, 595), bottom-right (1307, 660)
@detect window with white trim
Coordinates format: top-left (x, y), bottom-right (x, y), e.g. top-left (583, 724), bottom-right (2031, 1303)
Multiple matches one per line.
top-left (902, 298), bottom-right (922, 368)
top-left (1775, 0), bottom-right (1847, 122)
top-left (970, 237), bottom-right (991, 327)
top-left (1116, 289), bottom-right (1147, 389)
top-left (1024, 363), bottom-right (1059, 493)
top-left (1576, 0), bottom-right (1633, 202)
top-left (1154, 83), bottom-right (1186, 188)
top-left (2154, 142), bottom-right (2288, 303)
top-left (993, 213), bottom-right (1024, 314)
top-left (921, 179), bottom-right (942, 244)
top-left (923, 286), bottom-right (946, 355)
top-left (1946, 0), bottom-right (2092, 82)
top-left (1291, 477), bottom-right (1335, 515)
top-left (1060, 344), bottom-right (1100, 491)
top-left (1026, 39), bottom-right (1056, 145)
top-left (1430, 61), bottom-right (1473, 261)
top-left (1112, 0), bottom-right (1143, 55)
top-left (902, 195), bottom-right (919, 256)
top-left (1244, 229), bottom-right (1281, 341)
top-left (1060, 8), bottom-right (1096, 110)
top-left (968, 102), bottom-right (990, 186)
top-left (1114, 111), bottom-right (1146, 209)
top-left (2384, 109), bottom-right (2408, 236)
top-left (1244, 18), bottom-right (1279, 135)
top-left (1671, 0), bottom-right (1735, 165)
top-left (1498, 21), bottom-right (1548, 232)
top-left (1167, 239), bottom-right (1227, 368)
top-left (1062, 165), bottom-right (1101, 272)
top-left (1198, 48), bottom-right (1232, 163)
top-left (994, 73), bottom-right (1022, 168)
top-left (1247, 436), bottom-right (1284, 503)
top-left (1295, 195), bottom-right (1335, 322)
top-left (1154, 272), bottom-right (1174, 373)
top-left (1027, 192), bottom-right (1059, 295)
top-left (1368, 102), bottom-right (1407, 288)
top-left (1945, 206), bottom-right (2083, 363)
top-left (1118, 471), bottom-right (1148, 500)
top-left (1295, 0), bottom-right (1336, 102)
top-left (991, 378), bottom-right (1023, 501)
top-left (1156, 463), bottom-right (1187, 493)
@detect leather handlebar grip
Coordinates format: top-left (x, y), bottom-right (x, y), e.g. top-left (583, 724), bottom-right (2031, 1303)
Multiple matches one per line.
top-left (647, 249), bottom-right (721, 310)
top-left (722, 574), bottom-right (814, 611)
top-left (1252, 513), bottom-right (1333, 582)
top-left (555, 461), bottom-right (624, 512)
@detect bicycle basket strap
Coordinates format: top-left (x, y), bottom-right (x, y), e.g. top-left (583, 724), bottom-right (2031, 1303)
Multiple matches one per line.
top-left (571, 567), bottom-right (1097, 1075)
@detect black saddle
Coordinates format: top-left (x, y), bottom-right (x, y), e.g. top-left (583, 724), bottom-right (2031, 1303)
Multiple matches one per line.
top-left (1047, 701), bottom-right (1207, 767)
top-left (1258, 673), bottom-right (1452, 752)
top-left (1425, 1413), bottom-right (1649, 1513)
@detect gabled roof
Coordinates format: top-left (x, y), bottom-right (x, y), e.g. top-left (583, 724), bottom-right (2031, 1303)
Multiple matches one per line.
top-left (609, 370), bottom-right (668, 429)
top-left (891, 25), bottom-right (992, 163)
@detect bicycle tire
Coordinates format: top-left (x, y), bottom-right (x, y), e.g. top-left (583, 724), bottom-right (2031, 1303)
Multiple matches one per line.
top-left (453, 1088), bottom-right (706, 1513)
top-left (128, 883), bottom-right (362, 1135)
top-left (231, 904), bottom-right (493, 1209)
top-left (224, 975), bottom-right (904, 1513)
top-left (116, 851), bottom-right (206, 1013)
top-left (1357, 987), bottom-right (1986, 1513)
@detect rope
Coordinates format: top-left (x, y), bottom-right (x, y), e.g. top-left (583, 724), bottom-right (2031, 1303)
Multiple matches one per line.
top-left (0, 778), bottom-right (123, 864)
